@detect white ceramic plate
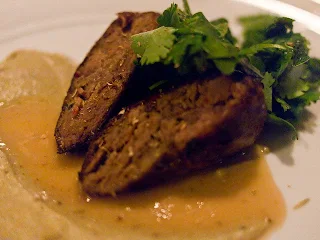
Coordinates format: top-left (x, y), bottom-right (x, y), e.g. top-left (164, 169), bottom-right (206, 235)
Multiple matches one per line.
top-left (0, 0), bottom-right (319, 239)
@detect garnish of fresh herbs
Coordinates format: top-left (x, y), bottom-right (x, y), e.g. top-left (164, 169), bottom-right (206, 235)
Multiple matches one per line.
top-left (131, 0), bottom-right (320, 138)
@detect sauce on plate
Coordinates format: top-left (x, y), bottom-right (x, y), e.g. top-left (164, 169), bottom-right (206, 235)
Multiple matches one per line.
top-left (0, 50), bottom-right (286, 239)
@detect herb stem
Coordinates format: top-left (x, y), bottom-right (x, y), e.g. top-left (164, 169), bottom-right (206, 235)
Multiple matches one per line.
top-left (149, 80), bottom-right (168, 91)
top-left (183, 0), bottom-right (192, 16)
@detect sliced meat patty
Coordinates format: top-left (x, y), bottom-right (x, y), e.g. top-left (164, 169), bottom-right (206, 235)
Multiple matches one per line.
top-left (79, 75), bottom-right (267, 196)
top-left (55, 12), bottom-right (160, 153)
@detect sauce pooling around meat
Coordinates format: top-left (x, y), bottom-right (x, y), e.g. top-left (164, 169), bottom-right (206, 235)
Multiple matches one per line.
top-left (0, 50), bottom-right (286, 239)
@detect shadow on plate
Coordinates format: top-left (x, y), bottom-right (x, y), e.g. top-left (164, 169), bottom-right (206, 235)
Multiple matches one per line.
top-left (257, 109), bottom-right (317, 166)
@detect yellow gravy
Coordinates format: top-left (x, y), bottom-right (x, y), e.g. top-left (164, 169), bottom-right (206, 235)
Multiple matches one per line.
top-left (0, 50), bottom-right (286, 239)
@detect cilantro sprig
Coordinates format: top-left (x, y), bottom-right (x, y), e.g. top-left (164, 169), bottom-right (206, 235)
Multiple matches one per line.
top-left (239, 15), bottom-right (320, 137)
top-left (131, 0), bottom-right (320, 138)
top-left (132, 2), bottom-right (239, 75)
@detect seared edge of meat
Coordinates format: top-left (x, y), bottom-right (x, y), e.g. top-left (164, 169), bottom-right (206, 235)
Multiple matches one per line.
top-left (54, 12), bottom-right (160, 153)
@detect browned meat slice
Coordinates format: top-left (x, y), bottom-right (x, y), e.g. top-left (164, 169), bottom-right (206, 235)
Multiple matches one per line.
top-left (79, 75), bottom-right (267, 196)
top-left (54, 12), bottom-right (160, 153)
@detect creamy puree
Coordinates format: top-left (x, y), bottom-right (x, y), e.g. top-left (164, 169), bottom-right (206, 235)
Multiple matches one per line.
top-left (0, 50), bottom-right (286, 240)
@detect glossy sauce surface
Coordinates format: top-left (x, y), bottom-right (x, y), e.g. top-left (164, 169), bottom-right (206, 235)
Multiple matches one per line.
top-left (0, 51), bottom-right (286, 239)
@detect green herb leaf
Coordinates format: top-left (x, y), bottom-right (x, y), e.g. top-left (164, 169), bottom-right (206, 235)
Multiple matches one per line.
top-left (267, 113), bottom-right (298, 139)
top-left (239, 13), bottom-right (320, 138)
top-left (131, 26), bottom-right (176, 65)
top-left (297, 90), bottom-right (320, 105)
top-left (239, 43), bottom-right (286, 56)
top-left (277, 64), bottom-right (310, 99)
top-left (307, 58), bottom-right (320, 76)
top-left (211, 18), bottom-right (229, 37)
top-left (262, 72), bottom-right (276, 111)
top-left (178, 12), bottom-right (220, 37)
top-left (265, 17), bottom-right (294, 38)
top-left (149, 79), bottom-right (169, 91)
top-left (275, 97), bottom-right (291, 111)
top-left (157, 4), bottom-right (186, 28)
top-left (239, 58), bottom-right (264, 78)
top-left (211, 18), bottom-right (237, 44)
top-left (291, 34), bottom-right (310, 66)
top-left (239, 15), bottom-right (278, 48)
top-left (182, 0), bottom-right (192, 16)
top-left (165, 34), bottom-right (203, 66)
top-left (214, 58), bottom-right (238, 75)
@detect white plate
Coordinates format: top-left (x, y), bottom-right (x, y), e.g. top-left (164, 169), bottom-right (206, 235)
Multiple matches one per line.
top-left (0, 0), bottom-right (319, 239)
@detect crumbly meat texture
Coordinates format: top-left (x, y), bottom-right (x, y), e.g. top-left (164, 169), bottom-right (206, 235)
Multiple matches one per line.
top-left (54, 12), bottom-right (160, 153)
top-left (79, 76), bottom-right (267, 196)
